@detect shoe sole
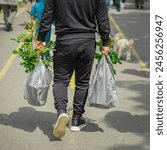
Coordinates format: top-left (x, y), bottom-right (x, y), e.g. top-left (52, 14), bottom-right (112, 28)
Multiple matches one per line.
top-left (53, 113), bottom-right (69, 138)
top-left (70, 123), bottom-right (86, 132)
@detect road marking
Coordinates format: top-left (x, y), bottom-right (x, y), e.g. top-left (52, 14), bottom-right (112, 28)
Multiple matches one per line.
top-left (69, 74), bottom-right (75, 90)
top-left (0, 5), bottom-right (30, 81)
top-left (67, 109), bottom-right (75, 144)
top-left (0, 42), bottom-right (24, 81)
top-left (69, 132), bottom-right (75, 144)
top-left (0, 55), bottom-right (16, 81)
top-left (109, 15), bottom-right (150, 72)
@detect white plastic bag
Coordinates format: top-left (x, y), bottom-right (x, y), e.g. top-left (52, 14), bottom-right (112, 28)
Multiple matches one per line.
top-left (87, 56), bottom-right (117, 108)
top-left (24, 60), bottom-right (52, 106)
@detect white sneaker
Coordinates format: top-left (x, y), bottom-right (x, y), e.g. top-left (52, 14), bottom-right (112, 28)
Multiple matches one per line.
top-left (53, 113), bottom-right (69, 138)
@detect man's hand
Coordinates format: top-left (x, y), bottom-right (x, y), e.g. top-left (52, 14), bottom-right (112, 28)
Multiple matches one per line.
top-left (34, 41), bottom-right (46, 50)
top-left (102, 46), bottom-right (109, 55)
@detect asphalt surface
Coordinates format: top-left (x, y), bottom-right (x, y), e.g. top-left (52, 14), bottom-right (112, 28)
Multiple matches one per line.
top-left (0, 2), bottom-right (150, 150)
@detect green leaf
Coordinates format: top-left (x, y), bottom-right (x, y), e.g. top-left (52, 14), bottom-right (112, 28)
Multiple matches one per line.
top-left (12, 50), bottom-right (18, 55)
top-left (25, 69), bottom-right (29, 73)
top-left (96, 41), bottom-right (102, 47)
top-left (94, 50), bottom-right (103, 61)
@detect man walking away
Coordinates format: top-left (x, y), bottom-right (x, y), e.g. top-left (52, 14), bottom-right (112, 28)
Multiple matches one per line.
top-left (36, 0), bottom-right (110, 138)
top-left (0, 0), bottom-right (18, 31)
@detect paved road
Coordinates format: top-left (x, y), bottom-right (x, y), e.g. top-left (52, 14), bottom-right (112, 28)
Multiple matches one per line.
top-left (0, 3), bottom-right (150, 150)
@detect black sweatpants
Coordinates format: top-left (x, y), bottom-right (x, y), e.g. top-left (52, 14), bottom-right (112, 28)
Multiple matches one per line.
top-left (53, 38), bottom-right (96, 117)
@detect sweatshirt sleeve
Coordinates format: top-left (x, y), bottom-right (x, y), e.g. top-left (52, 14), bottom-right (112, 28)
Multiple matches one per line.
top-left (96, 0), bottom-right (110, 46)
top-left (37, 0), bottom-right (55, 42)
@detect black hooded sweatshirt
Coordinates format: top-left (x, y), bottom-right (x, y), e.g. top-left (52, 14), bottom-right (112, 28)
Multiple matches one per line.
top-left (37, 0), bottom-right (110, 46)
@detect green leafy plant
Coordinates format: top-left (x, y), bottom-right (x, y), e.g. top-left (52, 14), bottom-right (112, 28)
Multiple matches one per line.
top-left (12, 12), bottom-right (55, 73)
top-left (95, 39), bottom-right (122, 75)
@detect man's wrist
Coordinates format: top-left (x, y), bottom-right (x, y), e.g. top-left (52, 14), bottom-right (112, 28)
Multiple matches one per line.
top-left (102, 40), bottom-right (109, 47)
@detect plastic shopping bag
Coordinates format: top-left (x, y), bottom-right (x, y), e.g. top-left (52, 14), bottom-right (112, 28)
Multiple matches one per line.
top-left (87, 56), bottom-right (117, 108)
top-left (24, 60), bottom-right (52, 106)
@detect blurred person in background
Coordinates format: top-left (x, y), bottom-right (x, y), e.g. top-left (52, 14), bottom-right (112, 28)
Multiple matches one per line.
top-left (135, 0), bottom-right (144, 9)
top-left (35, 0), bottom-right (110, 138)
top-left (31, 0), bottom-right (51, 45)
top-left (31, 0), bottom-right (56, 57)
top-left (0, 0), bottom-right (18, 31)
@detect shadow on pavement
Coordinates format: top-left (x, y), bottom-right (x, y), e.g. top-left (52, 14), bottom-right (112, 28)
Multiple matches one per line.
top-left (0, 107), bottom-right (104, 140)
top-left (82, 121), bottom-right (104, 132)
top-left (0, 107), bottom-right (61, 141)
top-left (121, 69), bottom-right (150, 78)
top-left (104, 111), bottom-right (149, 133)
